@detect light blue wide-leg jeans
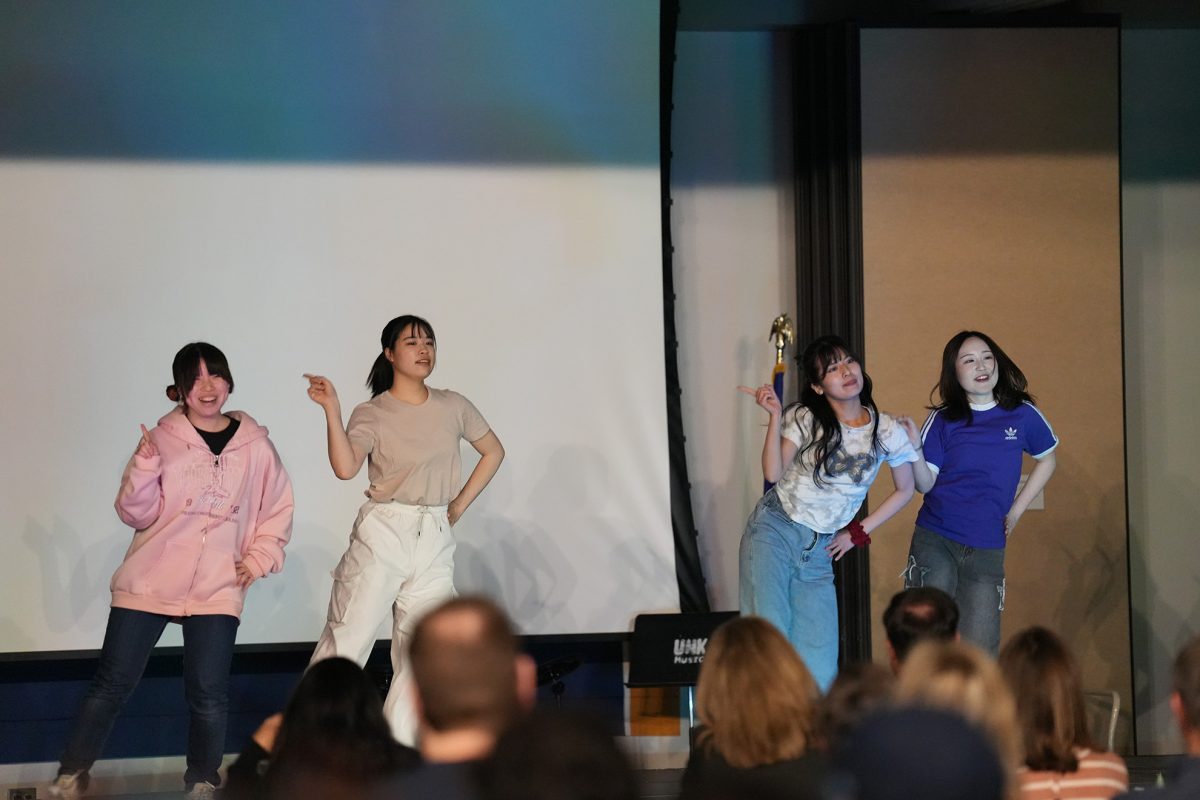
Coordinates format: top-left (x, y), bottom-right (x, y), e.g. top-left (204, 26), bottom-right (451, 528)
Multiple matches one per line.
top-left (739, 489), bottom-right (838, 690)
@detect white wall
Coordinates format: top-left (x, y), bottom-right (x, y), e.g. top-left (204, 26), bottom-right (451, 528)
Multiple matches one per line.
top-left (672, 31), bottom-right (796, 611)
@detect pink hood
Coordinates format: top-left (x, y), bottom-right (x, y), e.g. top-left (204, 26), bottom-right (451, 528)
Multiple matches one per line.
top-left (110, 407), bottom-right (294, 618)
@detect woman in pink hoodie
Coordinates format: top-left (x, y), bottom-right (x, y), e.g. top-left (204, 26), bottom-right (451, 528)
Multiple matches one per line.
top-left (49, 342), bottom-right (294, 800)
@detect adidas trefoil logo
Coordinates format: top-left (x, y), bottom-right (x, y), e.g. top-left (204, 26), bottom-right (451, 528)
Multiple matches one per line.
top-left (1004, 427), bottom-right (1018, 440)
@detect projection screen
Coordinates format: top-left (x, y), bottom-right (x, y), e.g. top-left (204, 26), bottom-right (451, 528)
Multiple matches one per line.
top-left (0, 1), bottom-right (677, 652)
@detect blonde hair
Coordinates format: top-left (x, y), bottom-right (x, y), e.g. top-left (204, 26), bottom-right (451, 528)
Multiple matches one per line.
top-left (695, 616), bottom-right (820, 768)
top-left (896, 640), bottom-right (1021, 797)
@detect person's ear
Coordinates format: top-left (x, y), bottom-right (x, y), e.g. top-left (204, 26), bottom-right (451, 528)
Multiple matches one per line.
top-left (515, 653), bottom-right (537, 710)
top-left (1170, 691), bottom-right (1187, 732)
top-left (411, 679), bottom-right (430, 729)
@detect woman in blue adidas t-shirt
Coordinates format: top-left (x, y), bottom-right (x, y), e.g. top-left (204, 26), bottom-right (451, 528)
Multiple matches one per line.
top-left (900, 331), bottom-right (1058, 655)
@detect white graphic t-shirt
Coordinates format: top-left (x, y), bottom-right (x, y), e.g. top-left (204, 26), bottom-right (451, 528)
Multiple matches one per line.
top-left (774, 407), bottom-right (918, 533)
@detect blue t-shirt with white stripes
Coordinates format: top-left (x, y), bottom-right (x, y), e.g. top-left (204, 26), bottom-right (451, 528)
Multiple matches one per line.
top-left (915, 401), bottom-right (1058, 549)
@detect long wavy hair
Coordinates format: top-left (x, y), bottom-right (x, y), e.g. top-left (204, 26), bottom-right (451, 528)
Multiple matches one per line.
top-left (785, 335), bottom-right (880, 487)
top-left (366, 314), bottom-right (436, 398)
top-left (999, 626), bottom-right (1097, 772)
top-left (695, 616), bottom-right (820, 768)
top-left (932, 330), bottom-right (1033, 424)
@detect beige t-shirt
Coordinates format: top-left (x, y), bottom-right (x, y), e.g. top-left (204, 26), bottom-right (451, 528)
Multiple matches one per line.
top-left (347, 388), bottom-right (491, 505)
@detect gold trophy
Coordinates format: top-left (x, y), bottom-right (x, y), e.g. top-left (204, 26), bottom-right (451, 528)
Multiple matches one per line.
top-left (763, 314), bottom-right (794, 490)
top-left (769, 314), bottom-right (794, 369)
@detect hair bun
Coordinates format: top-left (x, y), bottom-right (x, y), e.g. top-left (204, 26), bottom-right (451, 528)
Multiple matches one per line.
top-left (166, 385), bottom-right (180, 403)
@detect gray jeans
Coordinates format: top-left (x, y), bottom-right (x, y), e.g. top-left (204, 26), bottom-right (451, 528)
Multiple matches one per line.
top-left (902, 525), bottom-right (1006, 656)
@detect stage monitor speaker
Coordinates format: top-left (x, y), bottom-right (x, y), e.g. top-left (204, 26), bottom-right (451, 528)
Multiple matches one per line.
top-left (626, 611), bottom-right (738, 687)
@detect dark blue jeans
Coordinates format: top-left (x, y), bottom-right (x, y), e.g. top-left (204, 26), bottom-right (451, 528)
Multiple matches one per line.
top-left (59, 607), bottom-right (239, 787)
top-left (903, 525), bottom-right (1006, 656)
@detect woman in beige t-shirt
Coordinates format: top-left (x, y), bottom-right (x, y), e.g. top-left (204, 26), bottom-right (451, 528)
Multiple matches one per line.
top-left (303, 314), bottom-right (505, 744)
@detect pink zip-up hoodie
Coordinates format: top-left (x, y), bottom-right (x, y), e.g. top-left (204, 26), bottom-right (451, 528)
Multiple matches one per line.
top-left (110, 407), bottom-right (294, 618)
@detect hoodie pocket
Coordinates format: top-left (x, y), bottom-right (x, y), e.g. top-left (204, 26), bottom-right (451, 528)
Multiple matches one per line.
top-left (192, 548), bottom-right (239, 603)
top-left (125, 541), bottom-right (200, 600)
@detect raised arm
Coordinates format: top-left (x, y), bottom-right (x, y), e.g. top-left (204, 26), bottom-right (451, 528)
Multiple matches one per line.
top-left (115, 424), bottom-right (166, 530)
top-left (738, 384), bottom-right (797, 484)
top-left (304, 374), bottom-right (367, 480)
top-left (1005, 451), bottom-right (1056, 537)
top-left (448, 430), bottom-right (505, 525)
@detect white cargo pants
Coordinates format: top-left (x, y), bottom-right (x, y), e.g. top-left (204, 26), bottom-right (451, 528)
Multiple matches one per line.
top-left (309, 501), bottom-right (456, 745)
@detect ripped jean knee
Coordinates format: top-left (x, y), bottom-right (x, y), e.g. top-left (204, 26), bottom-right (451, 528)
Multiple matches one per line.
top-left (903, 527), bottom-right (967, 598)
top-left (900, 554), bottom-right (926, 588)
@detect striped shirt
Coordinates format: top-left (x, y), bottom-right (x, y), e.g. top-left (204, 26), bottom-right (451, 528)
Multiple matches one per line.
top-left (1018, 748), bottom-right (1128, 800)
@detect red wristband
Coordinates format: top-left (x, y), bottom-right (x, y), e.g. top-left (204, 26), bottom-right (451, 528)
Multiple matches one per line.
top-left (848, 520), bottom-right (870, 548)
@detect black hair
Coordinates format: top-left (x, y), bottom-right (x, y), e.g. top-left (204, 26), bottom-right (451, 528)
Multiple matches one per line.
top-left (787, 334), bottom-right (880, 487)
top-left (833, 707), bottom-right (1006, 800)
top-left (266, 657), bottom-right (413, 791)
top-left (478, 709), bottom-right (640, 800)
top-left (932, 330), bottom-right (1033, 424)
top-left (166, 342), bottom-right (233, 403)
top-left (882, 587), bottom-right (960, 663)
top-left (366, 314), bottom-right (436, 398)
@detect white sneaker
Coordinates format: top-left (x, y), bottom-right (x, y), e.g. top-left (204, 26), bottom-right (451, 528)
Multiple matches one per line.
top-left (47, 771), bottom-right (88, 800)
top-left (185, 782), bottom-right (217, 800)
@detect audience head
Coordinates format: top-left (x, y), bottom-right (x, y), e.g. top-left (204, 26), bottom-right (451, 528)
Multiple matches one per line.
top-left (267, 657), bottom-right (412, 798)
top-left (882, 587), bottom-right (959, 673)
top-left (998, 626), bottom-right (1095, 772)
top-left (814, 660), bottom-right (895, 754)
top-left (408, 595), bottom-right (536, 758)
top-left (695, 616), bottom-right (820, 769)
top-left (478, 708), bottom-right (639, 800)
top-left (831, 706), bottom-right (1007, 800)
top-left (895, 639), bottom-right (1021, 790)
top-left (1172, 633), bottom-right (1200, 754)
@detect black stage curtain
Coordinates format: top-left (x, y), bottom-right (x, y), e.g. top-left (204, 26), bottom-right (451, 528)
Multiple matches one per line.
top-left (793, 23), bottom-right (871, 662)
top-left (660, 0), bottom-right (710, 613)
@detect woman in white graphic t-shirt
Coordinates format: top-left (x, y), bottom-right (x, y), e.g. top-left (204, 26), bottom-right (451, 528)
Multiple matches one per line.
top-left (738, 334), bottom-right (918, 690)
